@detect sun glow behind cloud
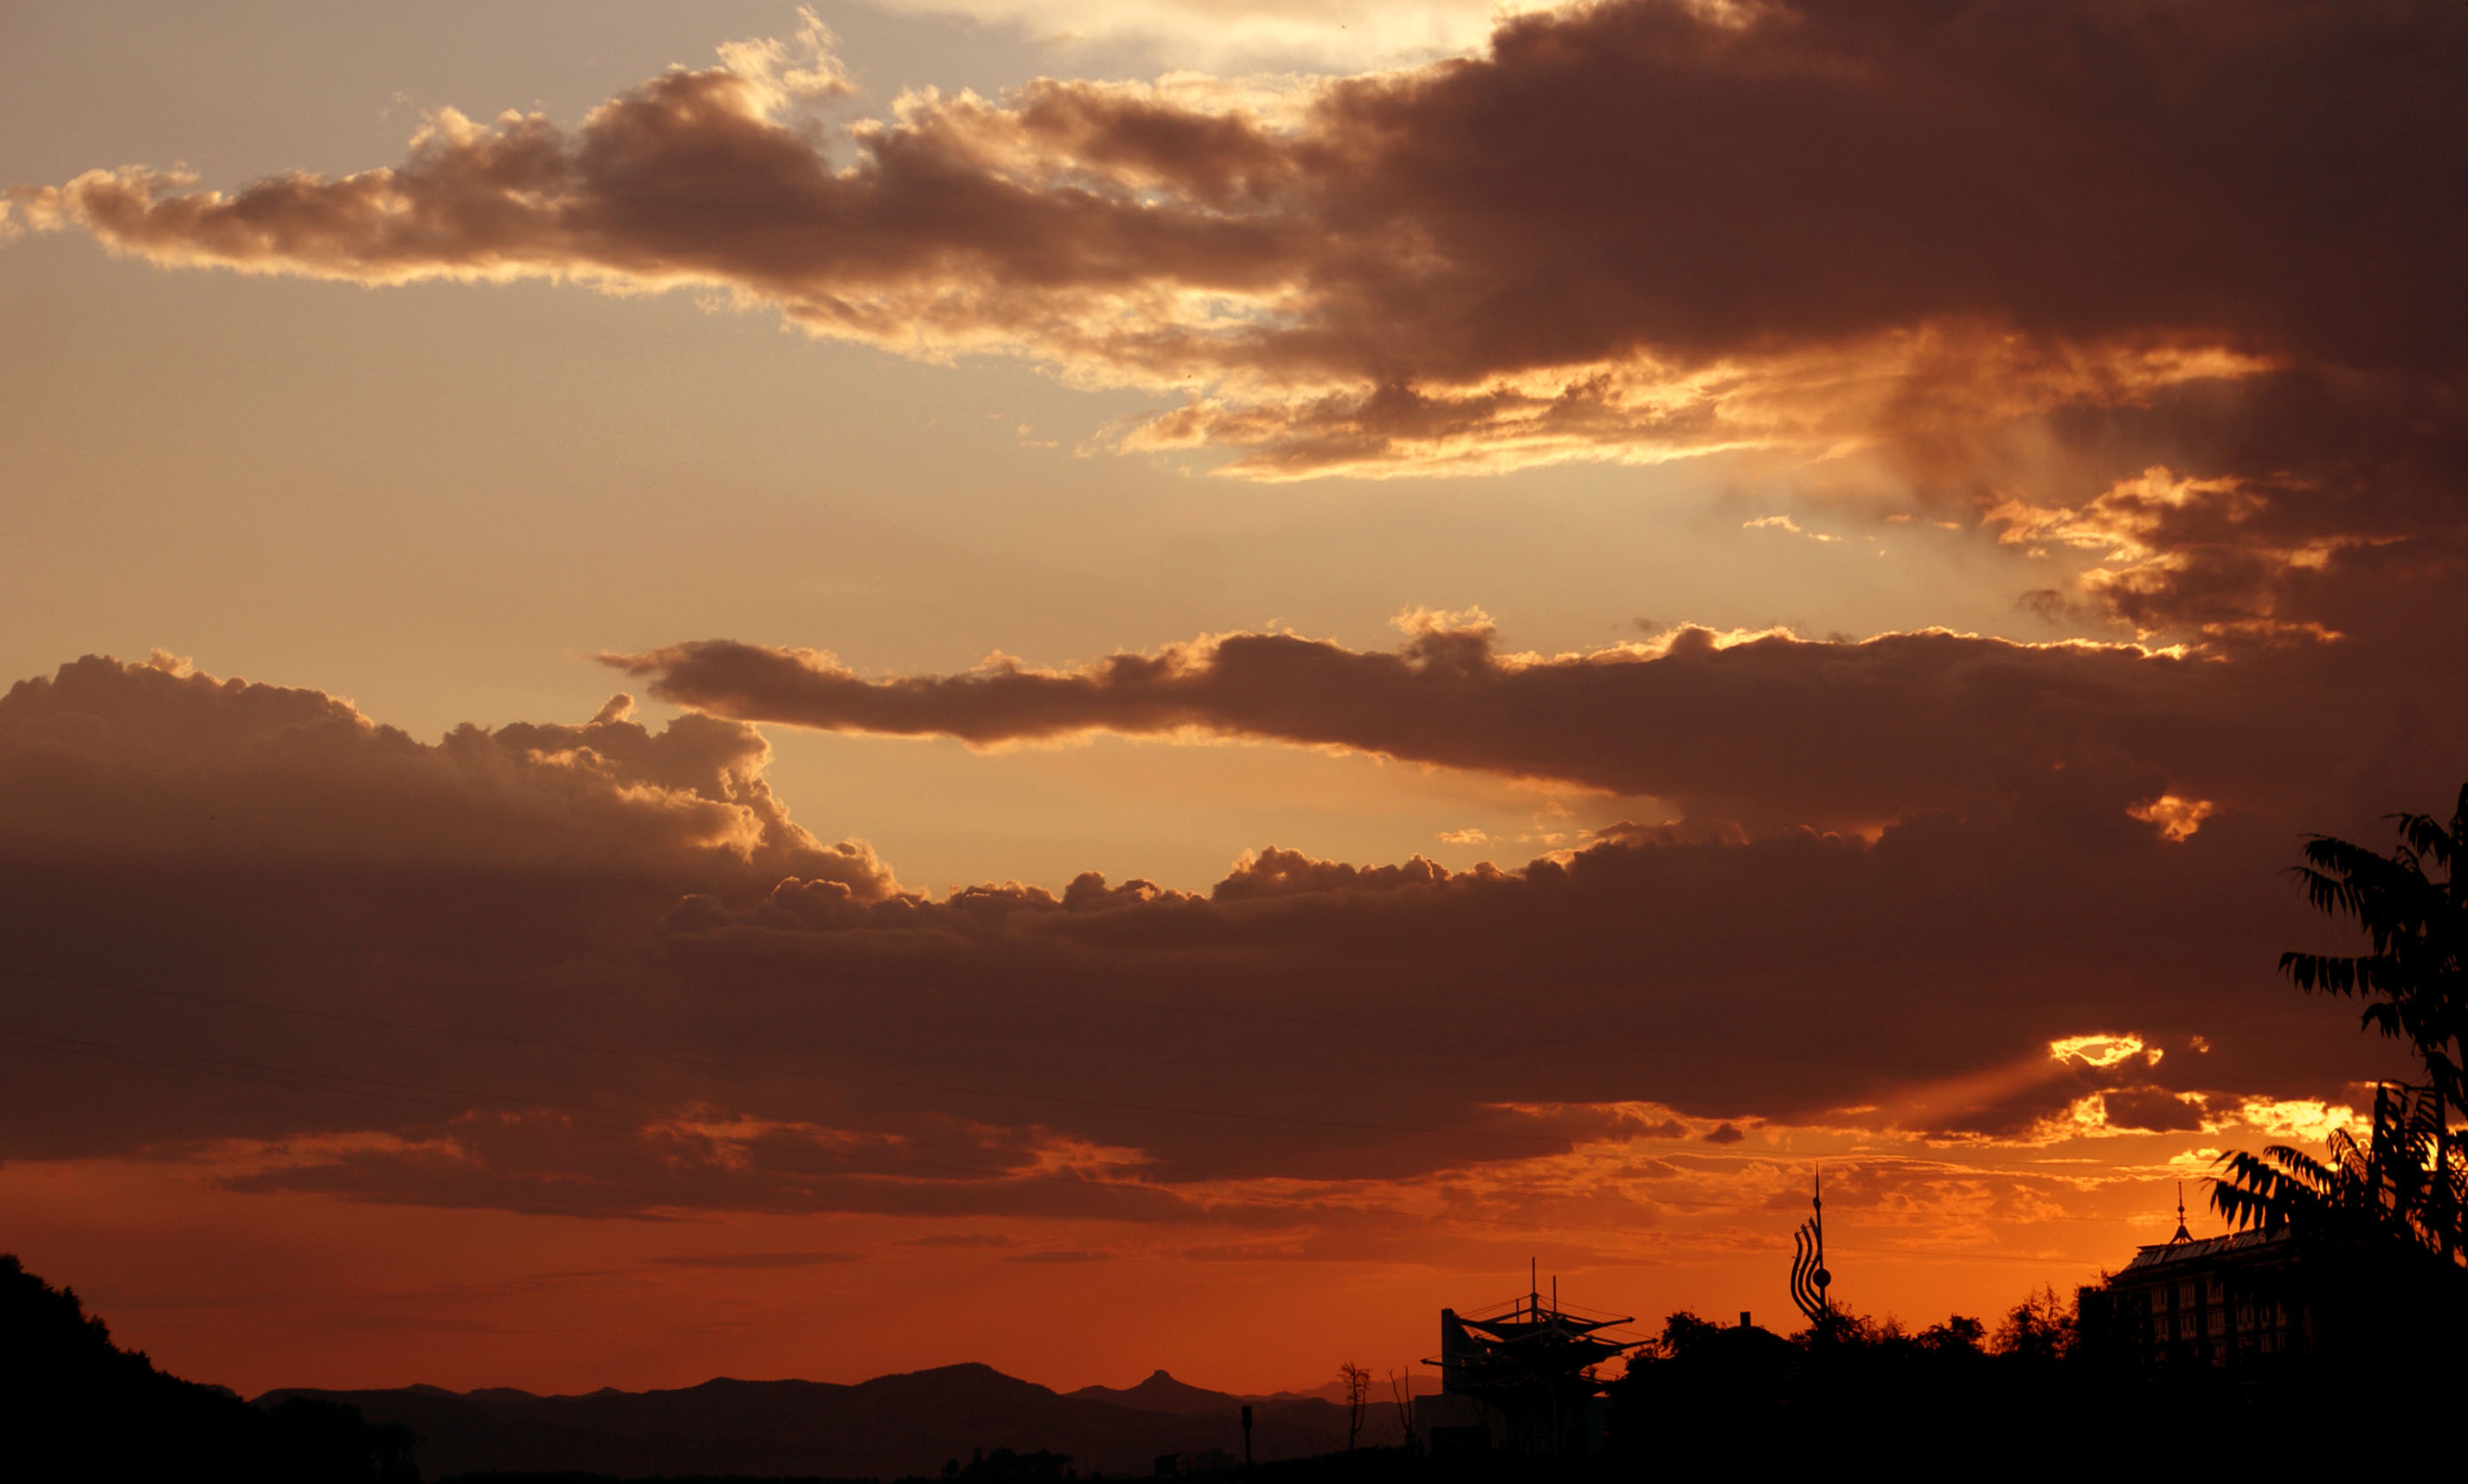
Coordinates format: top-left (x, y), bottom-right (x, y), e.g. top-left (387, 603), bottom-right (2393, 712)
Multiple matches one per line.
top-left (2129, 793), bottom-right (2215, 842)
top-left (2048, 1034), bottom-right (2155, 1070)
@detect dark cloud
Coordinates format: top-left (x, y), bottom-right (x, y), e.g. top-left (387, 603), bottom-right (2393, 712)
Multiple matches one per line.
top-left (2098, 1089), bottom-right (2209, 1135)
top-left (8, 5), bottom-right (2457, 550)
top-left (0, 651), bottom-right (2434, 1221)
top-left (0, 652), bottom-right (895, 894)
top-left (22, 1), bottom-right (2458, 377)
top-left (605, 608), bottom-right (2467, 835)
top-left (13, 3), bottom-right (2459, 636)
top-left (215, 1112), bottom-right (1221, 1224)
top-left (642, 792), bottom-right (2382, 1159)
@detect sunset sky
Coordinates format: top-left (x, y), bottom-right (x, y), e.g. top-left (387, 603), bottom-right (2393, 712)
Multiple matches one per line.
top-left (3, 0), bottom-right (2463, 1400)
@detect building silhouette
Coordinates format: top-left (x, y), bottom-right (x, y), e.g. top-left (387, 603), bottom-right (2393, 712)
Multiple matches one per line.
top-left (2081, 1192), bottom-right (2307, 1370)
top-left (1416, 1272), bottom-right (1640, 1457)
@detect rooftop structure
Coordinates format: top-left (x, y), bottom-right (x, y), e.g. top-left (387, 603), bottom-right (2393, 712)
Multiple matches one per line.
top-left (2084, 1188), bottom-right (2309, 1369)
top-left (1420, 1269), bottom-right (1642, 1457)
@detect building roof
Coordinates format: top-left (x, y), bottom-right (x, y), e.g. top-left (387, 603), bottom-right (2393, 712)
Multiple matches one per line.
top-left (2116, 1225), bottom-right (2293, 1275)
top-left (1455, 1300), bottom-right (1633, 1343)
top-left (1433, 1292), bottom-right (1643, 1393)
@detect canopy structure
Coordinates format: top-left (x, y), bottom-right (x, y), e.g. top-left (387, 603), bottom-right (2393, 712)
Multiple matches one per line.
top-left (1426, 1274), bottom-right (1643, 1456)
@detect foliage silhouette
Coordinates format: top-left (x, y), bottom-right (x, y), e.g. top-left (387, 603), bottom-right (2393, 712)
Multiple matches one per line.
top-left (0, 1252), bottom-right (418, 1481)
top-left (939, 1446), bottom-right (1077, 1482)
top-left (1988, 1285), bottom-right (2071, 1365)
top-left (1601, 1288), bottom-right (2356, 1469)
top-left (2211, 787), bottom-right (2468, 1271)
top-left (2279, 785), bottom-right (2468, 1120)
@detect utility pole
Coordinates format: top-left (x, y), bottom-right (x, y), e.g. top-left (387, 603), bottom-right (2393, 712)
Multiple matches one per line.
top-left (1239, 1404), bottom-right (1252, 1483)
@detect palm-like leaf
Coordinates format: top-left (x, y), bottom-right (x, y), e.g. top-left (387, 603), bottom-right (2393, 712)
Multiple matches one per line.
top-left (2209, 1147), bottom-right (2336, 1232)
top-left (2214, 789), bottom-right (2468, 1266)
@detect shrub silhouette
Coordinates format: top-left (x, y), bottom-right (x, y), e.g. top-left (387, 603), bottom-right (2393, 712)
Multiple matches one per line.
top-left (0, 1253), bottom-right (417, 1481)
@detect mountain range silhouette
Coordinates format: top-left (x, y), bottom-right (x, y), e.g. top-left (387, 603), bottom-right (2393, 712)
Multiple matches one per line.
top-left (263, 1363), bottom-right (1400, 1478)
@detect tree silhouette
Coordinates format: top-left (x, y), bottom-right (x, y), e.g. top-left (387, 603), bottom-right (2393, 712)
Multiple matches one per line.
top-left (1335, 1362), bottom-right (1369, 1451)
top-left (1989, 1286), bottom-right (2073, 1364)
top-left (2214, 1081), bottom-right (2463, 1262)
top-left (2281, 785), bottom-right (2468, 1121)
top-left (0, 1253), bottom-right (414, 1481)
top-left (1383, 1367), bottom-right (1415, 1455)
top-left (2210, 787), bottom-right (2468, 1263)
top-left (1915, 1314), bottom-right (1985, 1356)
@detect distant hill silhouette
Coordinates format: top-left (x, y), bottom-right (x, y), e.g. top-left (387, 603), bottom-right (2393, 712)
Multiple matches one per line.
top-left (1065, 1368), bottom-right (1250, 1417)
top-left (1070, 1372), bottom-right (1387, 1413)
top-left (0, 1253), bottom-right (415, 1482)
top-left (266, 1364), bottom-right (1398, 1479)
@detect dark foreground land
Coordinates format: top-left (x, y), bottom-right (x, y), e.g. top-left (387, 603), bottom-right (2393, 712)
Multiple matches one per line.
top-left (0, 1255), bottom-right (417, 1482)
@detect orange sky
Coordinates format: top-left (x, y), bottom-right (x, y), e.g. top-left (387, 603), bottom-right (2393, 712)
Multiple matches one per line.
top-left (3, 0), bottom-right (2463, 1401)
top-left (0, 1089), bottom-right (2348, 1397)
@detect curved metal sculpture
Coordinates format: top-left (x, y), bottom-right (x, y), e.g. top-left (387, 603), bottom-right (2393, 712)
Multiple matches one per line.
top-left (1789, 1170), bottom-right (1834, 1332)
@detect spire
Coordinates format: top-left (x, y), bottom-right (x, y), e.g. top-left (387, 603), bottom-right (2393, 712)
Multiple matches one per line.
top-left (1790, 1164), bottom-right (1834, 1332)
top-left (2169, 1180), bottom-right (2192, 1243)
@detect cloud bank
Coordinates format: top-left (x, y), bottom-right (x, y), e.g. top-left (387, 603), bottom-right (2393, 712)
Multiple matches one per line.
top-left (8, 3), bottom-right (2457, 567)
top-left (0, 650), bottom-right (2420, 1229)
top-left (0, 651), bottom-right (895, 894)
top-left (606, 605), bottom-right (2458, 836)
top-left (5, 0), bottom-right (2461, 1246)
top-left (13, 3), bottom-right (2459, 643)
